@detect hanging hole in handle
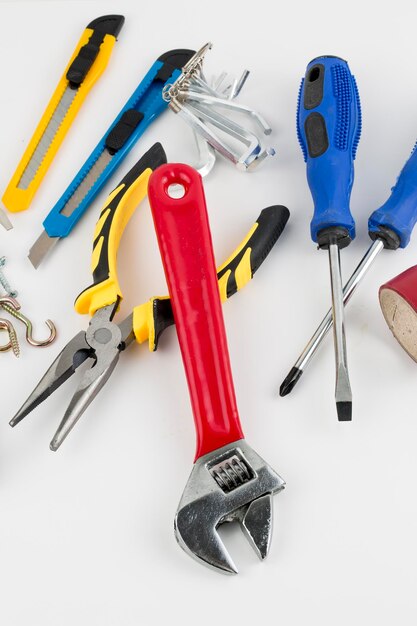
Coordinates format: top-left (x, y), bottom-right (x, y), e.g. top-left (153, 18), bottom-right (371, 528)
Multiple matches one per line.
top-left (167, 183), bottom-right (186, 199)
top-left (308, 66), bottom-right (320, 82)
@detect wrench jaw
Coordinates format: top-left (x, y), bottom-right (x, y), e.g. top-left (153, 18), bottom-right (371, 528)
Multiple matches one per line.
top-left (174, 439), bottom-right (285, 575)
top-left (241, 493), bottom-right (273, 561)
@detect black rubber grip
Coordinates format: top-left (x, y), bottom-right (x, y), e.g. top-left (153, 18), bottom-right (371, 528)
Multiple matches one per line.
top-left (217, 205), bottom-right (290, 298)
top-left (151, 204), bottom-right (290, 350)
top-left (105, 109), bottom-right (144, 154)
top-left (305, 112), bottom-right (329, 158)
top-left (317, 225), bottom-right (351, 250)
top-left (87, 15), bottom-right (125, 37)
top-left (76, 143), bottom-right (167, 300)
top-left (66, 15), bottom-right (124, 88)
top-left (152, 298), bottom-right (176, 350)
top-left (154, 49), bottom-right (195, 82)
top-left (304, 63), bottom-right (325, 110)
top-left (243, 205), bottom-right (290, 274)
top-left (369, 226), bottom-right (401, 250)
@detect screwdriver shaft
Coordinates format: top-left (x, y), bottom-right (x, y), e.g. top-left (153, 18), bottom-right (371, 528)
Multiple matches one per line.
top-left (280, 238), bottom-right (384, 396)
top-left (328, 243), bottom-right (352, 419)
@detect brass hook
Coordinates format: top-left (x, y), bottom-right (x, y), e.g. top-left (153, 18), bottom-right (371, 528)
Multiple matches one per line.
top-left (0, 296), bottom-right (56, 347)
top-left (0, 318), bottom-right (20, 356)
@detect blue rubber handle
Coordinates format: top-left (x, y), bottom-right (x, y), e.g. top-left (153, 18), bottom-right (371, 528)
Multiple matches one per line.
top-left (368, 143), bottom-right (417, 248)
top-left (43, 50), bottom-right (194, 238)
top-left (297, 56), bottom-right (361, 246)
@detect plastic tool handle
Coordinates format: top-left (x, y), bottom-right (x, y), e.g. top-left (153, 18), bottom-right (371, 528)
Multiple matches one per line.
top-left (75, 143), bottom-right (167, 316)
top-left (42, 49), bottom-right (194, 239)
top-left (297, 56), bottom-right (361, 248)
top-left (148, 164), bottom-right (244, 460)
top-left (2, 15), bottom-right (124, 214)
top-left (133, 204), bottom-right (290, 350)
top-left (368, 142), bottom-right (417, 249)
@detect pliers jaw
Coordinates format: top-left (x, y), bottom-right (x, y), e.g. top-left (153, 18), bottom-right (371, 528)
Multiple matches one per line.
top-left (174, 439), bottom-right (285, 575)
top-left (9, 330), bottom-right (93, 428)
top-left (9, 303), bottom-right (126, 450)
top-left (50, 304), bottom-right (123, 450)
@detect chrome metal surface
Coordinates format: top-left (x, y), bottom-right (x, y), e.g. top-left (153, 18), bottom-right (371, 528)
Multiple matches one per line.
top-left (190, 69), bottom-right (250, 177)
top-left (328, 243), bottom-right (352, 419)
top-left (28, 150), bottom-right (113, 268)
top-left (17, 86), bottom-right (77, 189)
top-left (193, 132), bottom-right (216, 178)
top-left (231, 70), bottom-right (250, 98)
top-left (290, 239), bottom-right (384, 375)
top-left (9, 303), bottom-right (137, 444)
top-left (49, 304), bottom-right (121, 450)
top-left (28, 230), bottom-right (60, 269)
top-left (178, 69), bottom-right (249, 178)
top-left (9, 330), bottom-right (92, 427)
top-left (0, 207), bottom-right (13, 231)
top-left (49, 350), bottom-right (120, 451)
top-left (164, 42), bottom-right (274, 171)
top-left (177, 102), bottom-right (272, 170)
top-left (210, 453), bottom-right (253, 492)
top-left (174, 99), bottom-right (274, 170)
top-left (174, 439), bottom-right (285, 574)
top-left (184, 91), bottom-right (272, 135)
top-left (163, 43), bottom-right (212, 104)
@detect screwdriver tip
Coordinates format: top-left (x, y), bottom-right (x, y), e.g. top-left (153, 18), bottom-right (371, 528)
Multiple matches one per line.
top-left (49, 439), bottom-right (60, 452)
top-left (279, 367), bottom-right (303, 397)
top-left (335, 364), bottom-right (352, 421)
top-left (9, 412), bottom-right (24, 427)
top-left (336, 401), bottom-right (352, 422)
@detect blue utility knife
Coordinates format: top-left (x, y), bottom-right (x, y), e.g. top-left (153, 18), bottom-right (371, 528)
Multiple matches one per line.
top-left (28, 48), bottom-right (195, 268)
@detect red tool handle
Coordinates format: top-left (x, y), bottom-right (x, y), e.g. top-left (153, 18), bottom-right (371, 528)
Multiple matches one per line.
top-left (148, 163), bottom-right (244, 460)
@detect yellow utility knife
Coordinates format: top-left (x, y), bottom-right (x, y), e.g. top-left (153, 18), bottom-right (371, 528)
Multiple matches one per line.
top-left (1, 15), bottom-right (124, 226)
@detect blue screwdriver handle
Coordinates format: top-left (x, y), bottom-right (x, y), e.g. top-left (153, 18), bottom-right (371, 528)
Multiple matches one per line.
top-left (368, 143), bottom-right (417, 249)
top-left (297, 56), bottom-right (361, 249)
top-left (43, 49), bottom-right (194, 238)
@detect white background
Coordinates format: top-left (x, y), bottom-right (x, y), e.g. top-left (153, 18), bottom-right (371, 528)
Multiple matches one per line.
top-left (0, 0), bottom-right (416, 623)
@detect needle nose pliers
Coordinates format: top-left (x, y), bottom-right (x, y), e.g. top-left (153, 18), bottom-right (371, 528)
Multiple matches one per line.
top-left (10, 142), bottom-right (290, 450)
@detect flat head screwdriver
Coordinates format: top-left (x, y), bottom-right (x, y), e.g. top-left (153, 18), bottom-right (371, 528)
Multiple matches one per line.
top-left (280, 141), bottom-right (417, 396)
top-left (295, 56), bottom-right (361, 421)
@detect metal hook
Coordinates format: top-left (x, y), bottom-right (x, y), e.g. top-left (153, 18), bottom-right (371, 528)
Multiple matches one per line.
top-left (0, 318), bottom-right (20, 356)
top-left (0, 296), bottom-right (56, 347)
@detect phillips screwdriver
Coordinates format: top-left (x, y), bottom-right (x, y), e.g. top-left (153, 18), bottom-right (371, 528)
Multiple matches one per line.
top-left (294, 56), bottom-right (361, 420)
top-left (280, 141), bottom-right (417, 396)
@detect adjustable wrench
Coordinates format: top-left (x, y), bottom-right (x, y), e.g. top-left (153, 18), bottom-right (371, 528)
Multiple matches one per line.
top-left (148, 163), bottom-right (285, 574)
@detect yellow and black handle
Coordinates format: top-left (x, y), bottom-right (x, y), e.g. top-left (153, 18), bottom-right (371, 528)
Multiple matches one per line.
top-left (2, 15), bottom-right (124, 214)
top-left (75, 142), bottom-right (167, 316)
top-left (75, 145), bottom-right (289, 346)
top-left (133, 204), bottom-right (290, 351)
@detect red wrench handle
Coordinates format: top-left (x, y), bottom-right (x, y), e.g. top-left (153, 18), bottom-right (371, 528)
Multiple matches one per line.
top-left (148, 163), bottom-right (244, 460)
